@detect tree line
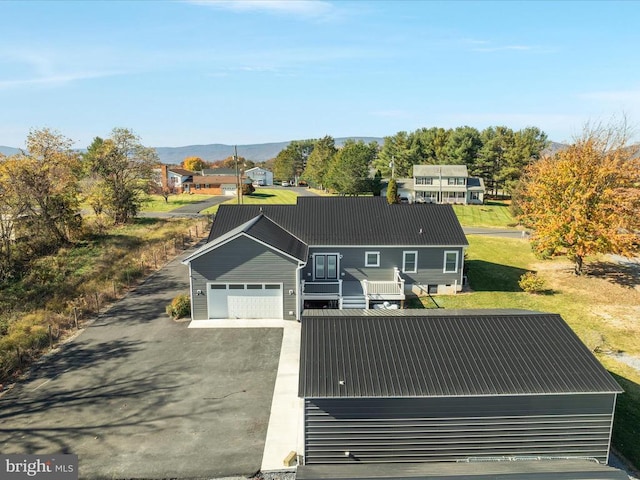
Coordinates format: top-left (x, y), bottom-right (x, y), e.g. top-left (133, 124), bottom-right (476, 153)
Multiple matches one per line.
top-left (0, 127), bottom-right (158, 281)
top-left (272, 126), bottom-right (549, 196)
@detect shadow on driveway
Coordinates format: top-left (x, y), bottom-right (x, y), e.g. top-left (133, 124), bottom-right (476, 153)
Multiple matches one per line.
top-left (0, 252), bottom-right (282, 479)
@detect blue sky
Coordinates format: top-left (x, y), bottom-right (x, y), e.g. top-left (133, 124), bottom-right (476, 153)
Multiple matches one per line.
top-left (2, 0), bottom-right (640, 149)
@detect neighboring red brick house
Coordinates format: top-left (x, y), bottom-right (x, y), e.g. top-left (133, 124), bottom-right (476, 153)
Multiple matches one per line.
top-left (157, 165), bottom-right (248, 195)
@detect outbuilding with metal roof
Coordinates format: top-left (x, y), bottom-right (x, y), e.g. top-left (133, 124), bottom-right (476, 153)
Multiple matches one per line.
top-left (298, 310), bottom-right (623, 466)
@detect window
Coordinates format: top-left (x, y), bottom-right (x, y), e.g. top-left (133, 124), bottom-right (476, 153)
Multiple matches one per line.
top-left (415, 177), bottom-right (433, 185)
top-left (314, 254), bottom-right (339, 280)
top-left (443, 251), bottom-right (459, 273)
top-left (470, 192), bottom-right (480, 200)
top-left (365, 251), bottom-right (380, 267)
top-left (403, 251), bottom-right (418, 273)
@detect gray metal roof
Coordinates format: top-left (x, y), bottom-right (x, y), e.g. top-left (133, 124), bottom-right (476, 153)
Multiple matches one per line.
top-left (296, 460), bottom-right (629, 479)
top-left (209, 197), bottom-right (468, 247)
top-left (245, 215), bottom-right (308, 261)
top-left (299, 312), bottom-right (622, 398)
top-left (183, 214), bottom-right (307, 264)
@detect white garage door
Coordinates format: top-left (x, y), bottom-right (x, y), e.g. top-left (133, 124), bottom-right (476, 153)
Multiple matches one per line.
top-left (207, 283), bottom-right (283, 319)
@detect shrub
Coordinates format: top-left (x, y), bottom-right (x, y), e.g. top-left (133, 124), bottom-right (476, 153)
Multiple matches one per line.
top-left (518, 271), bottom-right (546, 294)
top-left (166, 293), bottom-right (190, 319)
top-left (242, 183), bottom-right (255, 195)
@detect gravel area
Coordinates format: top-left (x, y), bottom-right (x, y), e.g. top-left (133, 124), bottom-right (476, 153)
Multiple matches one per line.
top-left (613, 352), bottom-right (640, 373)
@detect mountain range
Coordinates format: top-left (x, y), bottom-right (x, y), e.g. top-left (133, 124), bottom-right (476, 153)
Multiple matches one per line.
top-left (1, 138), bottom-right (566, 164)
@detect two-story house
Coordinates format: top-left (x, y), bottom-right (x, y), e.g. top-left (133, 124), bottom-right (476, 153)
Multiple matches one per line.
top-left (413, 164), bottom-right (485, 204)
top-left (181, 197), bottom-right (468, 322)
top-left (245, 166), bottom-right (274, 186)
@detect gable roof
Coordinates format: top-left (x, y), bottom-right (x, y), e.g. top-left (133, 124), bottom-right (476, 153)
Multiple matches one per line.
top-left (209, 197), bottom-right (468, 247)
top-left (201, 168), bottom-right (236, 176)
top-left (413, 164), bottom-right (468, 177)
top-left (168, 168), bottom-right (194, 176)
top-left (299, 311), bottom-right (622, 398)
top-left (185, 175), bottom-right (243, 185)
top-left (183, 214), bottom-right (307, 263)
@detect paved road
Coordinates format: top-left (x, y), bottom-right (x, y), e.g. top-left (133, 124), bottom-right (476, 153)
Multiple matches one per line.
top-left (0, 249), bottom-right (282, 479)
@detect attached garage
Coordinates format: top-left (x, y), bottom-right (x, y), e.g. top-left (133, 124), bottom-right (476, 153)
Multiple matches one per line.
top-left (207, 283), bottom-right (283, 319)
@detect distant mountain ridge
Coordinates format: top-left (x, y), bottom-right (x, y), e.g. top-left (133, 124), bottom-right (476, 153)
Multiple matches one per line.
top-left (0, 146), bottom-right (20, 156)
top-left (153, 137), bottom-right (384, 164)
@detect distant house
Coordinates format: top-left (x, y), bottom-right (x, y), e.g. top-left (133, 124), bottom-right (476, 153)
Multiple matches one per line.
top-left (182, 175), bottom-right (245, 196)
top-left (297, 309), bottom-right (623, 471)
top-left (413, 165), bottom-right (484, 204)
top-left (158, 165), bottom-right (194, 193)
top-left (380, 178), bottom-right (414, 203)
top-left (245, 166), bottom-right (273, 186)
top-left (181, 197), bottom-right (468, 322)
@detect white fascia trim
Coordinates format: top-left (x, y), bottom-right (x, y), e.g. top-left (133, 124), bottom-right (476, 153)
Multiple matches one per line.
top-left (308, 244), bottom-right (468, 249)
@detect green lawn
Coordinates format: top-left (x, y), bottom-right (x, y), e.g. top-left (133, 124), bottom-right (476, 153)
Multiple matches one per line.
top-left (201, 188), bottom-right (299, 214)
top-left (451, 201), bottom-right (516, 228)
top-left (141, 194), bottom-right (214, 212)
top-left (424, 235), bottom-right (640, 467)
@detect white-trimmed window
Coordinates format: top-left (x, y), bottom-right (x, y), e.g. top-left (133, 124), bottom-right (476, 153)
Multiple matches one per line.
top-left (403, 251), bottom-right (418, 273)
top-left (415, 177), bottom-right (433, 185)
top-left (365, 251), bottom-right (380, 267)
top-left (443, 250), bottom-right (459, 273)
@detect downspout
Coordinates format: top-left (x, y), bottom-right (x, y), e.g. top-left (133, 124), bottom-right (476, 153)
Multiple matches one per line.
top-left (296, 260), bottom-right (307, 322)
top-left (188, 263), bottom-right (195, 321)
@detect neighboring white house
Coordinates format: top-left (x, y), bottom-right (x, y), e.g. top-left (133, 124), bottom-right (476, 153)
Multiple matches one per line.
top-left (245, 166), bottom-right (274, 186)
top-left (413, 165), bottom-right (484, 204)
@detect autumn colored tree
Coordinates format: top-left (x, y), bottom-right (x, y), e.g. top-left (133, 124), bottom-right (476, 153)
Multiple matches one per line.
top-left (213, 155), bottom-right (255, 170)
top-left (182, 156), bottom-right (207, 172)
top-left (518, 121), bottom-right (640, 275)
top-left (7, 129), bottom-right (82, 250)
top-left (83, 128), bottom-right (159, 224)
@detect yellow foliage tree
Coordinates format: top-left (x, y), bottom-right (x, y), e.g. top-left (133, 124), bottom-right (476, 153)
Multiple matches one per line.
top-left (182, 156), bottom-right (207, 172)
top-left (519, 121), bottom-right (640, 275)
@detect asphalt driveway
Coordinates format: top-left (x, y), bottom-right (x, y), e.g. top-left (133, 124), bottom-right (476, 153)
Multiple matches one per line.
top-left (0, 250), bottom-right (282, 479)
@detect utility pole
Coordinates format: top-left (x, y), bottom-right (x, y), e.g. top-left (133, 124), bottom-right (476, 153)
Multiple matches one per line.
top-left (235, 145), bottom-right (240, 205)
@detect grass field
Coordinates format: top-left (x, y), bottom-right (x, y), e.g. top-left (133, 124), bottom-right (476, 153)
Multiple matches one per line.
top-left (141, 193), bottom-right (214, 212)
top-left (451, 201), bottom-right (516, 228)
top-left (427, 235), bottom-right (640, 467)
top-left (200, 188), bottom-right (299, 214)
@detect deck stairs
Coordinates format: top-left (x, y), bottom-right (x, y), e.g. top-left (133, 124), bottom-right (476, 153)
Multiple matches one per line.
top-left (340, 295), bottom-right (367, 309)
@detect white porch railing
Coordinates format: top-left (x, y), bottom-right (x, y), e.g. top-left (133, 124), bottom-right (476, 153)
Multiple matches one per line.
top-left (362, 268), bottom-right (406, 307)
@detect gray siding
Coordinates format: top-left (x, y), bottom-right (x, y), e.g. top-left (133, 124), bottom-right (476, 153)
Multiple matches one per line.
top-left (304, 395), bottom-right (615, 464)
top-left (303, 247), bottom-right (464, 288)
top-left (190, 235), bottom-right (299, 320)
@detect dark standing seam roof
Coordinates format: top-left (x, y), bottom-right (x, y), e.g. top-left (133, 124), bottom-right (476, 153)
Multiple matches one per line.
top-left (209, 197), bottom-right (468, 246)
top-left (298, 313), bottom-right (623, 398)
top-left (245, 215), bottom-right (308, 261)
